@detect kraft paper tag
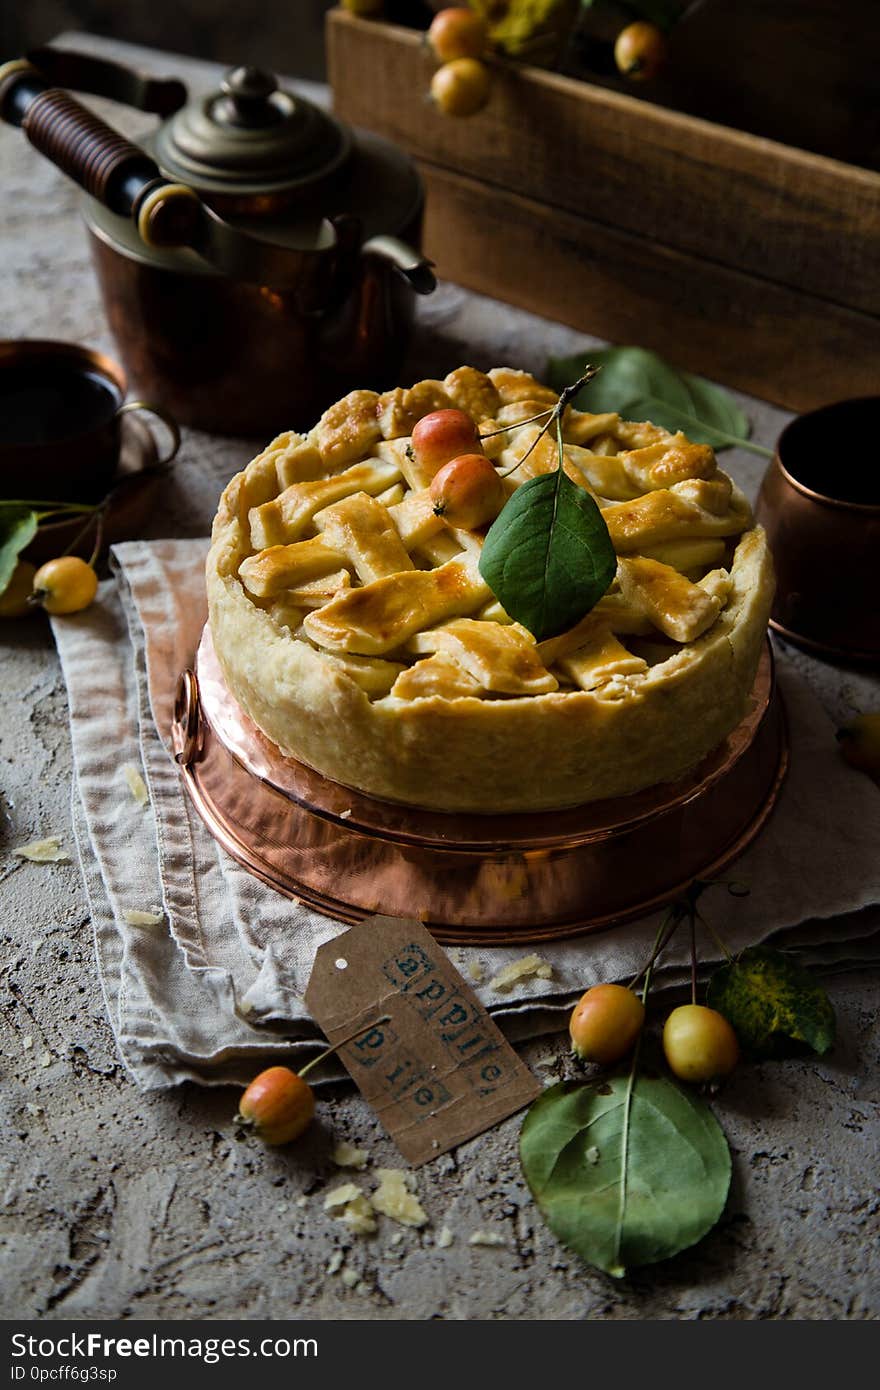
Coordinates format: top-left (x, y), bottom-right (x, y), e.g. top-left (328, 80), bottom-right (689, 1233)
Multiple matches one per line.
top-left (305, 916), bottom-right (541, 1166)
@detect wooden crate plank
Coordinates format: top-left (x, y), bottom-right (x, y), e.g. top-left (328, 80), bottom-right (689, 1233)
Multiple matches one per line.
top-left (328, 10), bottom-right (880, 317)
top-left (416, 162), bottom-right (880, 414)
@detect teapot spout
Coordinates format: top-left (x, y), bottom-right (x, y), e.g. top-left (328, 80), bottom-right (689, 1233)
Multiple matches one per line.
top-left (362, 235), bottom-right (437, 296)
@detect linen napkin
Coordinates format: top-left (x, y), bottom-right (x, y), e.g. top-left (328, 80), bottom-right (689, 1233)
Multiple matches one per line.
top-left (53, 538), bottom-right (880, 1089)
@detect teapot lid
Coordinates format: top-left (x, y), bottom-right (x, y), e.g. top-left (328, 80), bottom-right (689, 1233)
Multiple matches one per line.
top-left (153, 65), bottom-right (351, 198)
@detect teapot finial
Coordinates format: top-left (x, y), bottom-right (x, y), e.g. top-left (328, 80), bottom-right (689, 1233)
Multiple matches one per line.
top-left (218, 67), bottom-right (280, 127)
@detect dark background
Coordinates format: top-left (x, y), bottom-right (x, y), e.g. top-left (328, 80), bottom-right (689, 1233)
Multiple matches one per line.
top-left (2, 0), bottom-right (336, 80)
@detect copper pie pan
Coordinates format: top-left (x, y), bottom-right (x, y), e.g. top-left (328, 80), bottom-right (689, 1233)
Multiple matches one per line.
top-left (172, 627), bottom-right (788, 945)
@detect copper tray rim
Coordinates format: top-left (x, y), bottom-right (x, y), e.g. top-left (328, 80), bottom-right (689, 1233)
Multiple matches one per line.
top-left (178, 698), bottom-right (789, 945)
top-left (175, 635), bottom-right (789, 946)
top-left (192, 624), bottom-right (777, 852)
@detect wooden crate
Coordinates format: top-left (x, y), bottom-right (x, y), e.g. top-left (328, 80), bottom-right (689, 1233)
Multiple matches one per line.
top-left (328, 10), bottom-right (880, 412)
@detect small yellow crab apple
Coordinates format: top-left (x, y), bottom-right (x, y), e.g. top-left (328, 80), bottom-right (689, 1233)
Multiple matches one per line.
top-left (663, 1004), bottom-right (739, 1083)
top-left (427, 7), bottom-right (489, 62)
top-left (0, 560), bottom-right (37, 618)
top-left (430, 453), bottom-right (506, 529)
top-left (614, 21), bottom-right (668, 81)
top-left (569, 984), bottom-right (646, 1065)
top-left (31, 556), bottom-right (98, 614)
top-left (411, 408), bottom-right (483, 474)
top-left (430, 58), bottom-right (492, 117)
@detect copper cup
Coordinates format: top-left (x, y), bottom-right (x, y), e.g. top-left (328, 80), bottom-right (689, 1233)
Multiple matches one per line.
top-left (755, 397), bottom-right (880, 663)
top-left (0, 339), bottom-right (179, 504)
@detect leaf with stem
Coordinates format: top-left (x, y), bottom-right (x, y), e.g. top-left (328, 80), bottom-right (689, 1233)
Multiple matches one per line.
top-left (478, 367), bottom-right (617, 640)
top-left (546, 345), bottom-right (773, 458)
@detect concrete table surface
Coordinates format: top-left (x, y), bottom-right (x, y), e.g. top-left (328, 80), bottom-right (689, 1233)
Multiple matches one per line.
top-left (1, 36), bottom-right (878, 1322)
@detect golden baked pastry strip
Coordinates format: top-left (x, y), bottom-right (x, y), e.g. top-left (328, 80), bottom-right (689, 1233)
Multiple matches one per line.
top-left (604, 479), bottom-right (750, 552)
top-left (617, 557), bottom-right (721, 643)
top-left (408, 618), bottom-right (558, 695)
top-left (302, 554), bottom-right (491, 656)
top-left (248, 459), bottom-right (401, 549)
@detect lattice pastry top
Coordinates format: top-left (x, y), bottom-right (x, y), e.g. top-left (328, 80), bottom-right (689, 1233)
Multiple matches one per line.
top-left (207, 367), bottom-right (774, 812)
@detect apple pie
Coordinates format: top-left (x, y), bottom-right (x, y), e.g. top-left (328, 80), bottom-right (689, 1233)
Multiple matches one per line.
top-left (206, 366), bottom-right (774, 812)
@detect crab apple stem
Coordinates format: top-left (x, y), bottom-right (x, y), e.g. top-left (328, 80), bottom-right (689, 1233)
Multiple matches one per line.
top-left (297, 1014), bottom-right (392, 1079)
top-left (690, 913), bottom-right (698, 1005)
top-left (479, 406), bottom-right (554, 441)
top-left (697, 908), bottom-right (734, 963)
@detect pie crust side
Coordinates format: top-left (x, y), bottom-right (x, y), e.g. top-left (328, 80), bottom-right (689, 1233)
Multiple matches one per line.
top-left (206, 372), bottom-right (775, 813)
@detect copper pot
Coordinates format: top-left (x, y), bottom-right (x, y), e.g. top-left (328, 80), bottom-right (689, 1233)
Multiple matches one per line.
top-left (0, 48), bottom-right (436, 436)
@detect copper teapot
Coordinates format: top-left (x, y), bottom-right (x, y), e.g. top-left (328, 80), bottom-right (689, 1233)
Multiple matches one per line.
top-left (0, 47), bottom-right (436, 436)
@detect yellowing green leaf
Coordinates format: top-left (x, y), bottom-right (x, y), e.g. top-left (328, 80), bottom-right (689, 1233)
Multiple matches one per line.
top-left (707, 947), bottom-right (836, 1058)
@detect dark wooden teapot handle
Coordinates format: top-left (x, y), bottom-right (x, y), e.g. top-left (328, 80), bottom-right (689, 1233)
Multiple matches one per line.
top-left (0, 61), bottom-right (198, 246)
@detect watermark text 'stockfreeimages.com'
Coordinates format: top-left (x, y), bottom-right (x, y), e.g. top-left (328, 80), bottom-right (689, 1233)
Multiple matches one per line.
top-left (11, 1333), bottom-right (317, 1373)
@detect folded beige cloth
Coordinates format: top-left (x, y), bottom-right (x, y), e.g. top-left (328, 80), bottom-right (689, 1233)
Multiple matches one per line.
top-left (52, 538), bottom-right (880, 1088)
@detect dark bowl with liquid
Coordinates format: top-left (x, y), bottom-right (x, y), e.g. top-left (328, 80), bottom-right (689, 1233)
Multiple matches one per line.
top-left (0, 340), bottom-right (126, 503)
top-left (756, 397), bottom-right (880, 662)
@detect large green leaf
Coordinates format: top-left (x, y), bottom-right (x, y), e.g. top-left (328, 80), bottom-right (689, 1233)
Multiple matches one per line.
top-left (546, 346), bottom-right (770, 455)
top-left (0, 507), bottom-right (38, 596)
top-left (707, 947), bottom-right (836, 1059)
top-left (478, 466), bottom-right (617, 640)
top-left (520, 1075), bottom-right (731, 1277)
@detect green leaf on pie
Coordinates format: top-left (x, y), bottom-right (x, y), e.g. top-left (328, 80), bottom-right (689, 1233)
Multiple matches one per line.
top-left (707, 947), bottom-right (836, 1059)
top-left (478, 466), bottom-right (617, 641)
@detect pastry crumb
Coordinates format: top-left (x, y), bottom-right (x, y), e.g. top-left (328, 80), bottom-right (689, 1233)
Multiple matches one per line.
top-left (466, 960), bottom-right (484, 983)
top-left (122, 763), bottom-right (149, 806)
top-left (326, 1251), bottom-right (345, 1276)
top-left (332, 1141), bottom-right (369, 1170)
top-left (437, 1226), bottom-right (454, 1249)
top-left (468, 1230), bottom-right (506, 1247)
top-left (340, 1267), bottom-right (360, 1288)
top-left (39, 1052), bottom-right (52, 1069)
top-left (13, 837), bottom-right (69, 864)
top-left (22, 1035), bottom-right (33, 1051)
top-left (339, 809), bottom-right (352, 820)
top-left (586, 1146), bottom-right (600, 1165)
top-left (121, 908), bottom-right (164, 927)
top-left (323, 1183), bottom-right (377, 1235)
top-left (488, 953), bottom-right (554, 993)
top-left (371, 1169), bottom-right (429, 1228)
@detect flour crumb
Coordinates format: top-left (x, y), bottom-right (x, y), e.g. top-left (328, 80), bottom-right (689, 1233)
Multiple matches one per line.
top-left (121, 908), bottom-right (164, 927)
top-left (468, 1230), bottom-right (507, 1247)
top-left (13, 837), bottom-right (69, 864)
top-left (22, 1035), bottom-right (33, 1052)
top-left (488, 953), bottom-right (554, 993)
top-left (341, 1267), bottom-right (360, 1288)
top-left (371, 1169), bottom-right (429, 1228)
top-left (332, 1141), bottom-right (369, 1170)
top-left (39, 1052), bottom-right (52, 1069)
top-left (323, 1183), bottom-right (377, 1235)
top-left (326, 1251), bottom-right (345, 1276)
top-left (585, 1146), bottom-right (600, 1165)
top-left (339, 809), bottom-right (352, 820)
top-left (122, 764), bottom-right (149, 806)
